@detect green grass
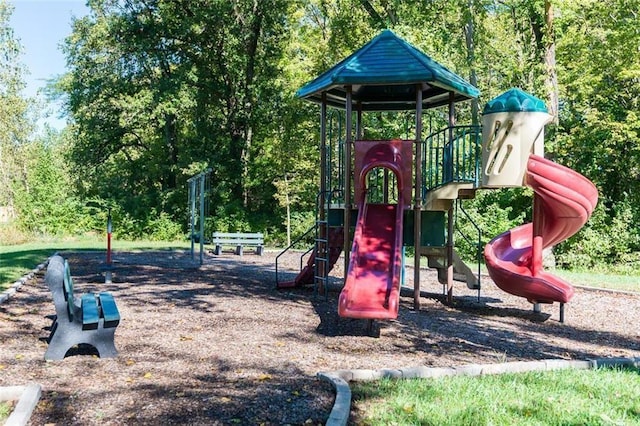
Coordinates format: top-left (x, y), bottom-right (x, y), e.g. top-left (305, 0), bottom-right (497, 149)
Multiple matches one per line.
top-left (553, 269), bottom-right (640, 292)
top-left (0, 400), bottom-right (13, 422)
top-left (419, 259), bottom-right (640, 293)
top-left (0, 236), bottom-right (191, 291)
top-left (352, 367), bottom-right (640, 425)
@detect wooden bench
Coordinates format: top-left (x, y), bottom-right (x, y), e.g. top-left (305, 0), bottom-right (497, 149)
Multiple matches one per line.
top-left (44, 255), bottom-right (120, 360)
top-left (211, 232), bottom-right (264, 256)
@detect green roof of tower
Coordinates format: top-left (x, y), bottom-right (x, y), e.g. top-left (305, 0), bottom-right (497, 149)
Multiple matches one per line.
top-left (483, 88), bottom-right (548, 114)
top-left (296, 29), bottom-right (479, 111)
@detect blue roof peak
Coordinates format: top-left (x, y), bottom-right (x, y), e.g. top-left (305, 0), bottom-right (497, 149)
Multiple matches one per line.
top-left (296, 30), bottom-right (479, 111)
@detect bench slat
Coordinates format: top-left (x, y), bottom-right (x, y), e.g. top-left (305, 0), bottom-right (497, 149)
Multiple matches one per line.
top-left (63, 261), bottom-right (74, 298)
top-left (213, 239), bottom-right (262, 244)
top-left (81, 294), bottom-right (100, 330)
top-left (212, 232), bottom-right (263, 239)
top-left (63, 261), bottom-right (75, 321)
top-left (99, 293), bottom-right (121, 328)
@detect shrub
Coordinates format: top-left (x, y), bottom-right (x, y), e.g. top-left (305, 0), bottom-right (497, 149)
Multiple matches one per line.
top-left (145, 211), bottom-right (184, 241)
top-left (556, 199), bottom-right (640, 271)
top-left (455, 189), bottom-right (528, 262)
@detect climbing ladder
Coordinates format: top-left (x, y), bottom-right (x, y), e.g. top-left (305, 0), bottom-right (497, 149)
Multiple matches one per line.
top-left (314, 191), bottom-right (330, 297)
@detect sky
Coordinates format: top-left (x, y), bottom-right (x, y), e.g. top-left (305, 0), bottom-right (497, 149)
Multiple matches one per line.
top-left (9, 0), bottom-right (90, 130)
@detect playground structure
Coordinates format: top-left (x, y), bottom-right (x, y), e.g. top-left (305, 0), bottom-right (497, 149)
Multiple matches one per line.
top-left (276, 30), bottom-right (598, 322)
top-left (187, 168), bottom-right (212, 265)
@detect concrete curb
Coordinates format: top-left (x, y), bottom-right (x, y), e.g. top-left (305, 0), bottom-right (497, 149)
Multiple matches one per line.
top-left (0, 258), bottom-right (50, 306)
top-left (317, 373), bottom-right (351, 426)
top-left (0, 384), bottom-right (43, 426)
top-left (319, 356), bottom-right (640, 426)
top-left (0, 257), bottom-right (49, 424)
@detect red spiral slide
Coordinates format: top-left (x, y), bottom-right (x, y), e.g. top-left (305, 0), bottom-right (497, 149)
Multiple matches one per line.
top-left (484, 154), bottom-right (598, 306)
top-left (338, 143), bottom-right (406, 320)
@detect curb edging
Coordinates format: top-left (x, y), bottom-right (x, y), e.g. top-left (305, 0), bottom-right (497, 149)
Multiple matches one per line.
top-left (319, 356), bottom-right (640, 426)
top-left (0, 259), bottom-right (49, 306)
top-left (0, 384), bottom-right (43, 426)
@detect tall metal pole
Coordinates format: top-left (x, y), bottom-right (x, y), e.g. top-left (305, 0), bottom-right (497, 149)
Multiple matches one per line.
top-left (531, 193), bottom-right (544, 276)
top-left (105, 207), bottom-right (113, 284)
top-left (189, 179), bottom-right (196, 260)
top-left (318, 92), bottom-right (328, 293)
top-left (343, 86), bottom-right (353, 278)
top-left (356, 103), bottom-right (363, 139)
top-left (413, 85), bottom-right (423, 310)
top-left (446, 92), bottom-right (456, 303)
top-left (199, 174), bottom-right (206, 265)
top-left (320, 93), bottom-right (327, 215)
top-left (106, 208), bottom-right (112, 265)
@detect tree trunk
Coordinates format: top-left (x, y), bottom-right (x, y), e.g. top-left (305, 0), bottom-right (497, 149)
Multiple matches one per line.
top-left (243, 126), bottom-right (252, 207)
top-left (238, 0), bottom-right (262, 208)
top-left (544, 0), bottom-right (559, 124)
top-left (284, 173), bottom-right (291, 247)
top-left (164, 113), bottom-right (178, 190)
top-left (464, 0), bottom-right (480, 125)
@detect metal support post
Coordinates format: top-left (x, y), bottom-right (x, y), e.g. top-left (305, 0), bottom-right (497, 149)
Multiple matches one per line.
top-left (105, 208), bottom-right (113, 284)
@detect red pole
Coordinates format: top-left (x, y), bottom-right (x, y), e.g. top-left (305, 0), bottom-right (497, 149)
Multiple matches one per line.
top-left (104, 208), bottom-right (114, 284)
top-left (107, 208), bottom-right (112, 266)
top-left (531, 194), bottom-right (544, 276)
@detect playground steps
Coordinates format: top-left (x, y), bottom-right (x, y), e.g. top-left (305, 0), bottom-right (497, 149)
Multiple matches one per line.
top-left (424, 182), bottom-right (476, 211)
top-left (420, 246), bottom-right (479, 290)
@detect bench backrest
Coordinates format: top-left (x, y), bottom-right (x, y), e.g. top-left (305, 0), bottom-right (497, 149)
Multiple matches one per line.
top-left (63, 260), bottom-right (75, 321)
top-left (211, 232), bottom-right (264, 244)
top-left (45, 255), bottom-right (71, 321)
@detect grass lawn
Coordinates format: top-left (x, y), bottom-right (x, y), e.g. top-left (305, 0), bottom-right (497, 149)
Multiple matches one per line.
top-left (0, 401), bottom-right (13, 423)
top-left (553, 269), bottom-right (640, 292)
top-left (352, 367), bottom-right (640, 425)
top-left (418, 259), bottom-right (640, 293)
top-left (0, 236), bottom-right (191, 291)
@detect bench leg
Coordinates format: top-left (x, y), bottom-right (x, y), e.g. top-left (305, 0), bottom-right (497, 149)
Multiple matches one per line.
top-left (256, 245), bottom-right (264, 256)
top-left (45, 326), bottom-right (70, 361)
top-left (214, 245), bottom-right (222, 255)
top-left (92, 328), bottom-right (118, 358)
top-left (45, 322), bottom-right (118, 360)
top-left (236, 245), bottom-right (243, 256)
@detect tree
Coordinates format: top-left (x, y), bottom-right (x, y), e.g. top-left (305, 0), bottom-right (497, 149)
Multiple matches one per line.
top-left (13, 130), bottom-right (89, 236)
top-left (0, 0), bottom-right (34, 215)
top-left (543, 0), bottom-right (558, 124)
top-left (60, 0), bottom-right (291, 233)
top-left (555, 0), bottom-right (640, 207)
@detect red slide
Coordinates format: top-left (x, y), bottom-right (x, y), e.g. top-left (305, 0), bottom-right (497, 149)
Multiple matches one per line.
top-left (338, 144), bottom-right (405, 320)
top-left (484, 154), bottom-right (598, 304)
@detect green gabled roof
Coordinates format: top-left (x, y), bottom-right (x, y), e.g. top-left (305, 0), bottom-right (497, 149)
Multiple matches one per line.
top-left (297, 29), bottom-right (479, 111)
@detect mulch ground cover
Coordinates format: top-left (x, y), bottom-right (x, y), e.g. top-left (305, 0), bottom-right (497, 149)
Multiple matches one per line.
top-left (1, 248), bottom-right (638, 425)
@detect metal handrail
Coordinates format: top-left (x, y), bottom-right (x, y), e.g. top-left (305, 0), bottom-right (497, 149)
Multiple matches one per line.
top-left (275, 225), bottom-right (316, 287)
top-left (423, 125), bottom-right (482, 196)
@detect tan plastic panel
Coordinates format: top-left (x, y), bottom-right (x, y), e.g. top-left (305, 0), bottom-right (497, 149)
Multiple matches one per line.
top-left (481, 111), bottom-right (552, 187)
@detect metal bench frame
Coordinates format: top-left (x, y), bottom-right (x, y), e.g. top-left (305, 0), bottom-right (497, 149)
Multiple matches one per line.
top-left (211, 232), bottom-right (264, 256)
top-left (44, 255), bottom-right (120, 360)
